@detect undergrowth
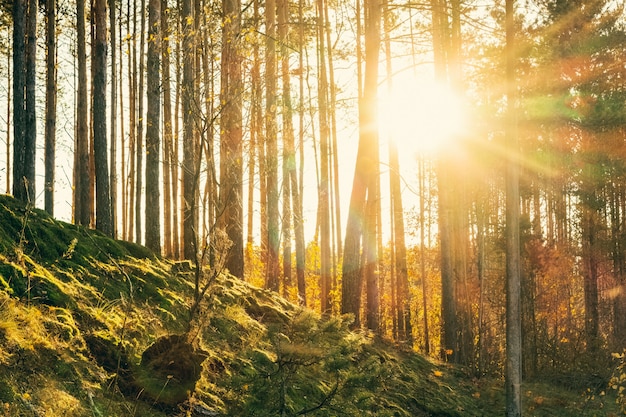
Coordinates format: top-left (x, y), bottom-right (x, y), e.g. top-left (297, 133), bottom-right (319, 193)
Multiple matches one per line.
top-left (0, 194), bottom-right (620, 416)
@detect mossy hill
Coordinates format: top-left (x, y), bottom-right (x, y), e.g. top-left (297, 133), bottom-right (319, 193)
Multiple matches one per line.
top-left (0, 195), bottom-right (617, 416)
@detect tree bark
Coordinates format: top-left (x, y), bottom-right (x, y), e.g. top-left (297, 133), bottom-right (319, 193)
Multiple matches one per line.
top-left (265, 0), bottom-right (280, 290)
top-left (316, 0), bottom-right (332, 314)
top-left (342, 0), bottom-right (380, 328)
top-left (162, 0), bottom-right (174, 258)
top-left (145, 0), bottom-right (162, 253)
top-left (12, 0), bottom-right (26, 202)
top-left (181, 0), bottom-right (197, 260)
top-left (109, 0), bottom-right (117, 237)
top-left (45, 0), bottom-right (57, 215)
top-left (93, 0), bottom-right (113, 236)
top-left (23, 0), bottom-right (37, 202)
top-left (219, 0), bottom-right (244, 278)
top-left (135, 0), bottom-right (146, 244)
top-left (505, 0), bottom-right (522, 414)
top-left (74, 0), bottom-right (90, 225)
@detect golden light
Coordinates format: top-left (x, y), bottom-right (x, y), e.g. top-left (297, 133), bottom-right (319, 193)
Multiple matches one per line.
top-left (378, 75), bottom-right (467, 155)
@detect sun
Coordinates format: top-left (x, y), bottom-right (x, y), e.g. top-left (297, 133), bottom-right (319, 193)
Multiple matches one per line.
top-left (378, 74), bottom-right (467, 156)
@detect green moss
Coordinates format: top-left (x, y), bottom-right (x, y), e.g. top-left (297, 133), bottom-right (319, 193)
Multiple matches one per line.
top-left (0, 378), bottom-right (15, 402)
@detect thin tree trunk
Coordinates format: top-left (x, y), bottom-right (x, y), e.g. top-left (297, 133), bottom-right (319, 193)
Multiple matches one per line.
top-left (265, 0), bottom-right (280, 291)
top-left (13, 0), bottom-right (25, 201)
top-left (109, 0), bottom-right (117, 237)
top-left (430, 0), bottom-right (457, 361)
top-left (119, 16), bottom-right (126, 240)
top-left (45, 0), bottom-right (57, 215)
top-left (135, 0), bottom-right (146, 244)
top-left (162, 0), bottom-right (173, 257)
top-left (316, 0), bottom-right (332, 314)
top-left (505, 0), bottom-right (522, 414)
top-left (323, 0), bottom-right (342, 284)
top-left (74, 0), bottom-right (90, 225)
top-left (419, 156), bottom-right (430, 354)
top-left (279, 0), bottom-right (293, 297)
top-left (23, 0), bottom-right (37, 202)
top-left (181, 0), bottom-right (197, 260)
top-left (6, 41), bottom-right (11, 195)
top-left (247, 0), bottom-right (260, 267)
top-left (145, 0), bottom-right (162, 253)
top-left (172, 0), bottom-right (181, 258)
top-left (128, 0), bottom-right (137, 240)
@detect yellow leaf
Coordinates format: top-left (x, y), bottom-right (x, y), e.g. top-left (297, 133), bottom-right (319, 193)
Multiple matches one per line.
top-left (433, 370), bottom-right (443, 377)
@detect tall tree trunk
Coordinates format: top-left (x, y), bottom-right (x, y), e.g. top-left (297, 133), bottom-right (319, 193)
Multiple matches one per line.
top-left (145, 0), bottom-right (162, 253)
top-left (247, 0), bottom-right (261, 270)
top-left (45, 0), bottom-right (57, 215)
top-left (136, 0), bottom-right (146, 244)
top-left (127, 0), bottom-right (137, 240)
top-left (93, 0), bottom-right (113, 236)
top-left (265, 0), bottom-right (280, 291)
top-left (419, 156), bottom-right (430, 354)
top-left (119, 16), bottom-right (126, 240)
top-left (219, 0), bottom-right (244, 277)
top-left (172, 0), bottom-right (181, 258)
top-left (342, 0), bottom-right (380, 328)
top-left (6, 42), bottom-right (11, 195)
top-left (12, 0), bottom-right (26, 202)
top-left (316, 0), bottom-right (332, 314)
top-left (181, 0), bottom-right (197, 260)
top-left (431, 0), bottom-right (457, 361)
top-left (383, 0), bottom-right (411, 345)
top-left (505, 0), bottom-right (522, 414)
top-left (74, 0), bottom-right (90, 225)
top-left (162, 0), bottom-right (174, 258)
top-left (278, 0), bottom-right (294, 297)
top-left (109, 0), bottom-right (117, 237)
top-left (23, 0), bottom-right (37, 202)
top-left (582, 203), bottom-right (600, 351)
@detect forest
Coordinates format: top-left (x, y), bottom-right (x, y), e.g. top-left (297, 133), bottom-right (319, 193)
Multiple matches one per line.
top-left (3, 0), bottom-right (626, 415)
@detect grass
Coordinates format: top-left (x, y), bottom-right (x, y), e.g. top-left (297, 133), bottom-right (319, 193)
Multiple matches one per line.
top-left (0, 194), bottom-right (620, 416)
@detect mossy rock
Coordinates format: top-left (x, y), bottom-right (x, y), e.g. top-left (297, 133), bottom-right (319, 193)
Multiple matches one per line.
top-left (134, 334), bottom-right (207, 407)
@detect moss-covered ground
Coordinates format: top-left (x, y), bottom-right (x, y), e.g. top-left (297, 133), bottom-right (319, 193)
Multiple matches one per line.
top-left (0, 195), bottom-right (618, 416)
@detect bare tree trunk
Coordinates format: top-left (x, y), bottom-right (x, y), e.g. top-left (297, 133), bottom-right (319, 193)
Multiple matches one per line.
top-left (278, 0), bottom-right (294, 297)
top-left (109, 0), bottom-right (117, 237)
top-left (505, 0), bottom-right (522, 414)
top-left (6, 42), bottom-right (11, 195)
top-left (323, 0), bottom-right (341, 288)
top-left (172, 0), bottom-right (182, 258)
top-left (119, 15), bottom-right (127, 239)
top-left (145, 0), bottom-right (162, 253)
top-left (219, 0), bottom-right (244, 277)
top-left (181, 0), bottom-right (197, 260)
top-left (13, 0), bottom-right (25, 201)
top-left (22, 0), bottom-right (37, 202)
top-left (265, 0), bottom-right (280, 291)
top-left (342, 0), bottom-right (380, 328)
top-left (316, 0), bottom-right (332, 314)
top-left (430, 0), bottom-right (458, 362)
top-left (74, 0), bottom-right (90, 225)
top-left (294, 0), bottom-right (307, 305)
top-left (162, 0), bottom-right (174, 257)
top-left (93, 0), bottom-right (112, 236)
top-left (419, 157), bottom-right (430, 354)
top-left (135, 0), bottom-right (146, 244)
top-left (45, 0), bottom-right (57, 215)
top-left (247, 0), bottom-right (261, 269)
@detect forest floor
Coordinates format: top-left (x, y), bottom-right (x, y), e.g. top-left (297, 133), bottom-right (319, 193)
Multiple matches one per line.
top-left (0, 194), bottom-right (619, 416)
